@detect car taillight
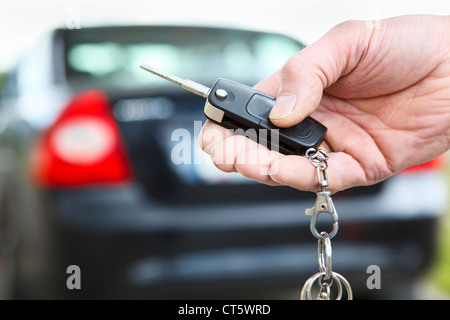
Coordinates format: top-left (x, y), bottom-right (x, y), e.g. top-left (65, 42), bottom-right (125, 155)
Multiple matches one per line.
top-left (30, 90), bottom-right (132, 187)
top-left (400, 154), bottom-right (447, 174)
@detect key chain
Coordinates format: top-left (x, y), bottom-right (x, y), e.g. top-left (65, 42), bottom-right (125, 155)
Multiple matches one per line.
top-left (138, 65), bottom-right (349, 298)
top-left (300, 148), bottom-right (353, 300)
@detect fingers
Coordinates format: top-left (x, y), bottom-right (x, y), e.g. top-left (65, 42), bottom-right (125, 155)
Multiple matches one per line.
top-left (200, 120), bottom-right (370, 192)
top-left (200, 120), bottom-right (283, 186)
top-left (268, 152), bottom-right (369, 193)
top-left (256, 20), bottom-right (370, 128)
top-left (253, 70), bottom-right (281, 97)
top-left (199, 120), bottom-right (233, 154)
top-left (268, 56), bottom-right (325, 128)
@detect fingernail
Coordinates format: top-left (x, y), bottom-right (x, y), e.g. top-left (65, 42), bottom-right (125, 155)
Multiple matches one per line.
top-left (269, 94), bottom-right (296, 119)
top-left (267, 157), bottom-right (284, 183)
top-left (268, 169), bottom-right (283, 184)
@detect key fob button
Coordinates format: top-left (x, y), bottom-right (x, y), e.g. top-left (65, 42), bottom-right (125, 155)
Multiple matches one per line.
top-left (215, 89), bottom-right (228, 100)
top-left (247, 94), bottom-right (316, 138)
top-left (245, 94), bottom-right (274, 120)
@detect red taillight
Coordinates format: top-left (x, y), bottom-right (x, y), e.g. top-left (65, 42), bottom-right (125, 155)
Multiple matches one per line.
top-left (401, 154), bottom-right (447, 174)
top-left (30, 90), bottom-right (132, 187)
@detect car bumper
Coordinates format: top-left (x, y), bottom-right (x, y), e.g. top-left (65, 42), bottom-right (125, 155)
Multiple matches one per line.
top-left (41, 172), bottom-right (446, 299)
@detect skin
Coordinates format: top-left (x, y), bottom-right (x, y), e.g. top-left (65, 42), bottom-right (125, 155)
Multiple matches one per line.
top-left (200, 15), bottom-right (450, 193)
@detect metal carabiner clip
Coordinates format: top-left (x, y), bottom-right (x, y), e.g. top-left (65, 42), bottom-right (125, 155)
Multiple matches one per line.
top-left (305, 191), bottom-right (339, 240)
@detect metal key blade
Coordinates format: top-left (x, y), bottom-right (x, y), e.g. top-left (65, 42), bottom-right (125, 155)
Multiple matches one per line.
top-left (140, 64), bottom-right (210, 98)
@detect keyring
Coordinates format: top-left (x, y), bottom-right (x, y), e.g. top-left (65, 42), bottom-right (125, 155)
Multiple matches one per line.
top-left (301, 147), bottom-right (353, 300)
top-left (318, 232), bottom-right (332, 280)
top-left (300, 271), bottom-right (352, 300)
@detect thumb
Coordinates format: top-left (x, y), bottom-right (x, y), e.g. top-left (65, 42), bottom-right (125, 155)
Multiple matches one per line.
top-left (269, 20), bottom-right (369, 128)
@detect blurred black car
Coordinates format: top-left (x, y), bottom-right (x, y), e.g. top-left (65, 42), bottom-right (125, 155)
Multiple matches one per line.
top-left (0, 25), bottom-right (447, 299)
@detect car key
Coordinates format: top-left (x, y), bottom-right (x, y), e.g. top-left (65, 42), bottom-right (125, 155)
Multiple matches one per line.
top-left (140, 64), bottom-right (328, 156)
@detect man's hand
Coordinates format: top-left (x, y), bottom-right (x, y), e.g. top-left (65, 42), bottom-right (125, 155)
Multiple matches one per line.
top-left (200, 15), bottom-right (450, 193)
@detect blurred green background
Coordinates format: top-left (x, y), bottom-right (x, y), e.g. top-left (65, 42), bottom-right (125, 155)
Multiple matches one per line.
top-left (428, 165), bottom-right (450, 298)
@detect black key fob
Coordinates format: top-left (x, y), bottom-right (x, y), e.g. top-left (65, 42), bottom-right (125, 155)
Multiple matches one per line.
top-left (140, 65), bottom-right (328, 155)
top-left (204, 79), bottom-right (327, 156)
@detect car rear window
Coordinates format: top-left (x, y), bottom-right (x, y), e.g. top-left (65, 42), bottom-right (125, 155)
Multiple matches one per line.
top-left (63, 26), bottom-right (303, 89)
